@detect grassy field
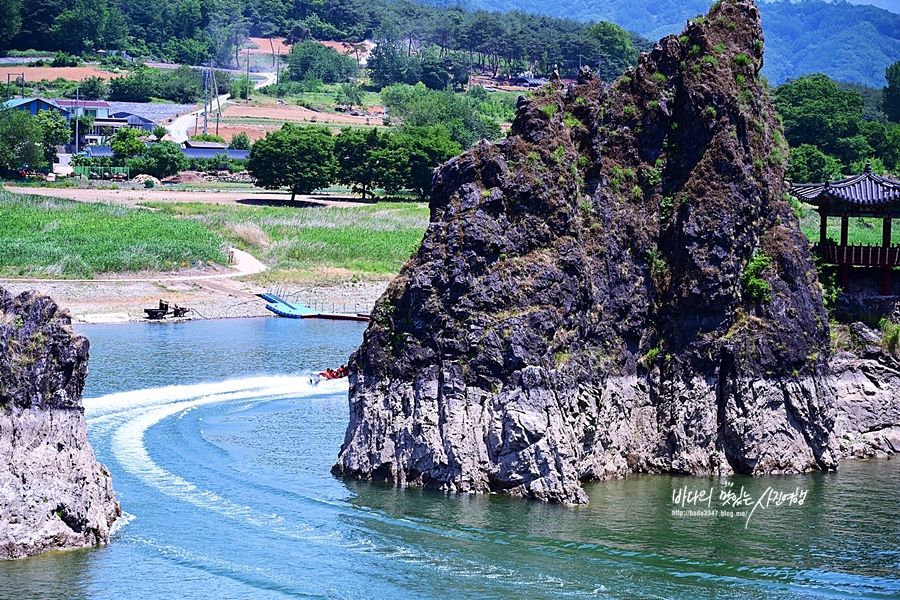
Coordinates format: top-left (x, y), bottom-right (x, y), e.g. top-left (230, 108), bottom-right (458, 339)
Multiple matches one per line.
top-left (143, 201), bottom-right (430, 281)
top-left (0, 190), bottom-right (226, 278)
top-left (797, 202), bottom-right (900, 246)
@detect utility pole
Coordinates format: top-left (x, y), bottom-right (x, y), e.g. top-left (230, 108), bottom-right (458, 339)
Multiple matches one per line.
top-left (246, 48), bottom-right (250, 103)
top-left (74, 88), bottom-right (79, 154)
top-left (211, 66), bottom-right (220, 137)
top-left (202, 67), bottom-right (208, 135)
top-left (21, 73), bottom-right (25, 98)
top-left (6, 74), bottom-right (10, 102)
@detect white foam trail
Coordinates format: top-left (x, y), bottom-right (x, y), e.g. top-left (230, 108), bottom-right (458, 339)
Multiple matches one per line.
top-left (110, 511), bottom-right (136, 536)
top-left (92, 375), bottom-right (348, 540)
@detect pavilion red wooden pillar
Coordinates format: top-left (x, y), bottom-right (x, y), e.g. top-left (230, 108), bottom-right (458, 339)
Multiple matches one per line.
top-left (840, 214), bottom-right (850, 292)
top-left (819, 213), bottom-right (827, 245)
top-left (883, 217), bottom-right (893, 295)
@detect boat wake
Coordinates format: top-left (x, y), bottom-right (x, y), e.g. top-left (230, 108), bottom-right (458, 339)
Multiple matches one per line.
top-left (85, 376), bottom-right (348, 539)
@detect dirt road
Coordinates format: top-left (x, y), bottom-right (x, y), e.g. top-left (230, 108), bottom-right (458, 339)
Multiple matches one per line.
top-left (4, 185), bottom-right (366, 207)
top-left (167, 93), bottom-right (230, 143)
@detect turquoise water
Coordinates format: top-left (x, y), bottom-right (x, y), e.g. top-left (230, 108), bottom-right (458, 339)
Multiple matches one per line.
top-left (1, 317), bottom-right (898, 599)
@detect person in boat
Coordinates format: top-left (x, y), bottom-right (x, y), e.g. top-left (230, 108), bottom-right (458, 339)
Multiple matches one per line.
top-left (323, 368), bottom-right (337, 379)
top-left (336, 365), bottom-right (348, 378)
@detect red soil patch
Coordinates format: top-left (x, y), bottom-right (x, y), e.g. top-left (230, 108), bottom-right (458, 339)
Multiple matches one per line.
top-left (318, 40), bottom-right (373, 62)
top-left (222, 103), bottom-right (378, 126)
top-left (215, 124), bottom-right (272, 142)
top-left (247, 37), bottom-right (293, 56)
top-left (2, 66), bottom-right (123, 83)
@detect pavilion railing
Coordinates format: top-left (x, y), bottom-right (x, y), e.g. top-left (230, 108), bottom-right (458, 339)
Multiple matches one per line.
top-left (814, 243), bottom-right (900, 267)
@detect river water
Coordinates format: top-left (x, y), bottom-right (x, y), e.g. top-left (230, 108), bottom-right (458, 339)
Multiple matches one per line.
top-left (0, 318), bottom-right (898, 599)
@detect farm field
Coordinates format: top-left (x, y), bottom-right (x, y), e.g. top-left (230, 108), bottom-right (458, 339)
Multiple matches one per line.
top-left (1, 65), bottom-right (123, 83)
top-left (222, 103), bottom-right (378, 125)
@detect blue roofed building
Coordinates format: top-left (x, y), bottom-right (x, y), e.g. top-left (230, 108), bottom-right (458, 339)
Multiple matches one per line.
top-left (1, 98), bottom-right (71, 118)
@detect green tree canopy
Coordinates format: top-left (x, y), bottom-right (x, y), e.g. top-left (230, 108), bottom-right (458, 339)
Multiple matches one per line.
top-left (381, 83), bottom-right (501, 148)
top-left (229, 131), bottom-right (251, 150)
top-left (788, 144), bottom-right (843, 184)
top-left (247, 124), bottom-right (338, 201)
top-left (586, 22), bottom-right (639, 81)
top-left (773, 74), bottom-right (865, 156)
top-left (79, 76), bottom-right (109, 101)
top-left (110, 127), bottom-right (147, 160)
top-left (368, 42), bottom-right (421, 88)
top-left (288, 41), bottom-right (357, 85)
top-left (391, 126), bottom-right (462, 200)
top-left (0, 0), bottom-right (22, 56)
top-left (108, 67), bottom-right (156, 103)
top-left (334, 128), bottom-right (385, 199)
top-left (35, 110), bottom-right (71, 164)
top-left (127, 140), bottom-right (188, 179)
top-left (883, 60), bottom-right (900, 123)
top-left (335, 82), bottom-right (364, 108)
top-left (0, 111), bottom-right (43, 170)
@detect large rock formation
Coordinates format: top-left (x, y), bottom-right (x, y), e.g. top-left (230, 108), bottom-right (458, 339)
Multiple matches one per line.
top-left (334, 0), bottom-right (839, 504)
top-left (0, 288), bottom-right (120, 559)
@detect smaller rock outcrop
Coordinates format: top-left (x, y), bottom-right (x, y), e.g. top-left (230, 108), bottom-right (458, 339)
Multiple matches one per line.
top-left (0, 287), bottom-right (120, 560)
top-left (831, 323), bottom-right (900, 457)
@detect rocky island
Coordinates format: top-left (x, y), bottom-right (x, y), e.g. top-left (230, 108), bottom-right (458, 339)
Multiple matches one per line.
top-left (0, 287), bottom-right (120, 559)
top-left (334, 0), bottom-right (848, 504)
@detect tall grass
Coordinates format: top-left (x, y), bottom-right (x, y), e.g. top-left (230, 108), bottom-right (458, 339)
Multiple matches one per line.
top-left (144, 201), bottom-right (430, 277)
top-left (0, 191), bottom-right (226, 278)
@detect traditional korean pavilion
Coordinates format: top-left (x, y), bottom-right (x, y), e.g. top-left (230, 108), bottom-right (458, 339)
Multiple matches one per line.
top-left (791, 161), bottom-right (900, 295)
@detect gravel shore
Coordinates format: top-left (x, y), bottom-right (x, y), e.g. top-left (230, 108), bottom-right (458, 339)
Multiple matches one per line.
top-left (0, 277), bottom-right (391, 323)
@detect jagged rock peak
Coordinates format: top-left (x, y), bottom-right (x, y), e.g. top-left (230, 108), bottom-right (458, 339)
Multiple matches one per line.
top-left (0, 287), bottom-right (120, 559)
top-left (334, 0), bottom-right (838, 504)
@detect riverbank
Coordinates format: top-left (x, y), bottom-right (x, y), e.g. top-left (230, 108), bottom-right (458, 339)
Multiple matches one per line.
top-left (0, 247), bottom-right (389, 323)
top-left (0, 276), bottom-right (390, 323)
top-left (0, 184), bottom-right (405, 321)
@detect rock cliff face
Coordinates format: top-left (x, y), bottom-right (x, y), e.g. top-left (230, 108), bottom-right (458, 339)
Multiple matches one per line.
top-left (0, 287), bottom-right (120, 559)
top-left (831, 324), bottom-right (900, 457)
top-left (334, 0), bottom-right (839, 504)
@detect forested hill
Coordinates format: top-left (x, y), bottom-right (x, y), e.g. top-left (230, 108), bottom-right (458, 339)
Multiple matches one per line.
top-left (422, 0), bottom-right (900, 87)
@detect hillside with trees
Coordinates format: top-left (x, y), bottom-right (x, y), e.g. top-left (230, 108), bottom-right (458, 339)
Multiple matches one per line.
top-left (773, 61), bottom-right (900, 183)
top-left (1, 0), bottom-right (650, 82)
top-left (421, 0), bottom-right (900, 87)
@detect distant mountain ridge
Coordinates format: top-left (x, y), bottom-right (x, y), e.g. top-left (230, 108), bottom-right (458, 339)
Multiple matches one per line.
top-left (421, 0), bottom-right (900, 86)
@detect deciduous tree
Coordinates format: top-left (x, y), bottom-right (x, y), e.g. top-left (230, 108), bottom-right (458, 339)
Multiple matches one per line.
top-left (229, 131), bottom-right (251, 150)
top-left (35, 110), bottom-right (71, 164)
top-left (334, 128), bottom-right (384, 199)
top-left (127, 140), bottom-right (187, 179)
top-left (0, 111), bottom-right (43, 170)
top-left (110, 127), bottom-right (147, 161)
top-left (391, 126), bottom-right (461, 200)
top-left (883, 60), bottom-right (900, 123)
top-left (247, 124), bottom-right (337, 201)
top-left (79, 76), bottom-right (109, 101)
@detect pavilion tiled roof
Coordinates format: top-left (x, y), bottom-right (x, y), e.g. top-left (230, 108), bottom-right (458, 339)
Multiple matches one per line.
top-left (791, 161), bottom-right (900, 206)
